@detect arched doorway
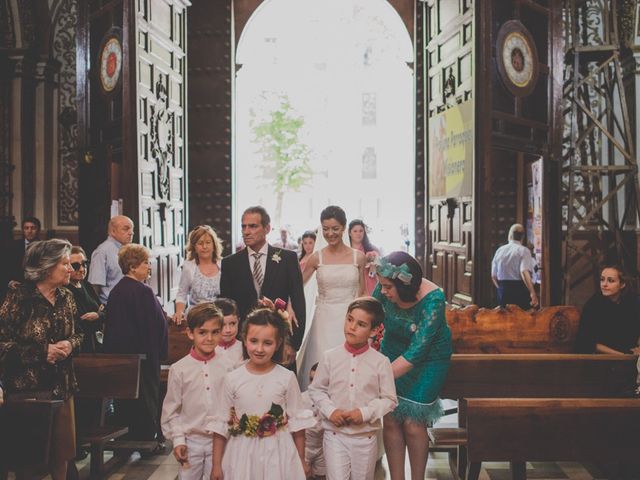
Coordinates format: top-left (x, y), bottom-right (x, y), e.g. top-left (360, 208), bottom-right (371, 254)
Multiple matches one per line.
top-left (234, 0), bottom-right (415, 253)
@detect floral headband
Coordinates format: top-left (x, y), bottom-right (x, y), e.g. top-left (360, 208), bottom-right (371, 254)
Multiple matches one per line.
top-left (372, 257), bottom-right (413, 285)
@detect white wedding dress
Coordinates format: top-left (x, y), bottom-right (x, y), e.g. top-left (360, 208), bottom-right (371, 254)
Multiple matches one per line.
top-left (297, 249), bottom-right (360, 390)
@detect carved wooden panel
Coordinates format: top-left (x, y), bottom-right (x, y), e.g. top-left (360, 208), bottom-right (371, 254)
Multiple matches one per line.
top-left (135, 0), bottom-right (188, 307)
top-left (425, 0), bottom-right (474, 306)
top-left (77, 1), bottom-right (125, 254)
top-left (187, 0), bottom-right (232, 251)
top-left (474, 0), bottom-right (562, 306)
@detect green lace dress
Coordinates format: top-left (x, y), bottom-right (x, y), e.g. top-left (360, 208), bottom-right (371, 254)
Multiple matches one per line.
top-left (373, 285), bottom-right (452, 424)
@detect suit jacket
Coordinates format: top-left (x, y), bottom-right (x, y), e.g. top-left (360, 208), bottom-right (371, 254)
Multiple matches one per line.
top-left (220, 245), bottom-right (306, 350)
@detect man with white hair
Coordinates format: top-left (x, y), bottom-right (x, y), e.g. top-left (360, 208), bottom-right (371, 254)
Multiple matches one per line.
top-left (491, 223), bottom-right (538, 310)
top-left (88, 215), bottom-right (135, 304)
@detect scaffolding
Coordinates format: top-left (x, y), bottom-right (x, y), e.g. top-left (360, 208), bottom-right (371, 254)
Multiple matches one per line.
top-left (562, 0), bottom-right (640, 302)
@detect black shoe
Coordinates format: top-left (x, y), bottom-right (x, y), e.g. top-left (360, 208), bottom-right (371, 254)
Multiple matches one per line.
top-left (74, 449), bottom-right (89, 461)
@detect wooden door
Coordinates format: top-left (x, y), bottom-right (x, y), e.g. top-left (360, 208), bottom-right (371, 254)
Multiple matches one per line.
top-left (134, 0), bottom-right (188, 309)
top-left (78, 0), bottom-right (188, 310)
top-left (424, 0), bottom-right (474, 306)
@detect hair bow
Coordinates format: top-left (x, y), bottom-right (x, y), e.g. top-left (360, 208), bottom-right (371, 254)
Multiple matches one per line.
top-left (372, 257), bottom-right (413, 285)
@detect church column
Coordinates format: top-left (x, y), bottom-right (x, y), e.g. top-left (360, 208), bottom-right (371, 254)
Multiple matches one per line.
top-left (0, 55), bottom-right (14, 243)
top-left (33, 57), bottom-right (59, 231)
top-left (9, 53), bottom-right (36, 231)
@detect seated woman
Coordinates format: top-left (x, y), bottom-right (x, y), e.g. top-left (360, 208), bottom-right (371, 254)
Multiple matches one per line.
top-left (104, 243), bottom-right (168, 448)
top-left (66, 246), bottom-right (105, 353)
top-left (172, 225), bottom-right (223, 324)
top-left (0, 239), bottom-right (82, 480)
top-left (575, 264), bottom-right (640, 355)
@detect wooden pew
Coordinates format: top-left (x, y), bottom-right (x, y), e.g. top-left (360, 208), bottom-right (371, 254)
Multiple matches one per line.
top-left (161, 322), bottom-right (192, 383)
top-left (464, 398), bottom-right (640, 480)
top-left (74, 353), bottom-right (143, 478)
top-left (429, 354), bottom-right (638, 478)
top-left (0, 396), bottom-right (63, 476)
top-left (446, 305), bottom-right (580, 353)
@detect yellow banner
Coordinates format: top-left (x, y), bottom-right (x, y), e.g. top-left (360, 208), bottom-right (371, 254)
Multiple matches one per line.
top-left (428, 101), bottom-right (474, 198)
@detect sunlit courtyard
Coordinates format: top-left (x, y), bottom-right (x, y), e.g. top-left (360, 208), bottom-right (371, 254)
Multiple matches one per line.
top-left (234, 0), bottom-right (415, 253)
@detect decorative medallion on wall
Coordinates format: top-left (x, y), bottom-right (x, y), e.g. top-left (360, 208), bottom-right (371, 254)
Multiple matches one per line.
top-left (98, 27), bottom-right (123, 94)
top-left (150, 81), bottom-right (174, 199)
top-left (495, 20), bottom-right (539, 97)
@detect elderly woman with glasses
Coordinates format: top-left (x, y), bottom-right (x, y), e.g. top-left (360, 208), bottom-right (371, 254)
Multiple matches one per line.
top-left (0, 239), bottom-right (83, 480)
top-left (372, 251), bottom-right (452, 480)
top-left (65, 246), bottom-right (105, 353)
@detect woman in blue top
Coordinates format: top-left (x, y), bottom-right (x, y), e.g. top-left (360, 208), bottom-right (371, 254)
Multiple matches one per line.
top-left (373, 251), bottom-right (452, 480)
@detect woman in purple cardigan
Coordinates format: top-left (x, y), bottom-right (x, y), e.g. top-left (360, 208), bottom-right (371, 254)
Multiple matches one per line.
top-left (104, 243), bottom-right (168, 449)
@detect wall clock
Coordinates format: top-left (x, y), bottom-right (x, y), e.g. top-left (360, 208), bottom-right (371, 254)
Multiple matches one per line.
top-left (496, 20), bottom-right (539, 97)
top-left (98, 28), bottom-right (123, 94)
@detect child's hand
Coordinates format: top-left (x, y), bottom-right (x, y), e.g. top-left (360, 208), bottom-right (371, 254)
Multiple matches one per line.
top-left (211, 465), bottom-right (224, 480)
top-left (345, 409), bottom-right (364, 425)
top-left (329, 409), bottom-right (347, 427)
top-left (173, 444), bottom-right (188, 464)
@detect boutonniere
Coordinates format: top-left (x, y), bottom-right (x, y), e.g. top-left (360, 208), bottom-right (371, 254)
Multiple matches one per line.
top-left (271, 250), bottom-right (282, 264)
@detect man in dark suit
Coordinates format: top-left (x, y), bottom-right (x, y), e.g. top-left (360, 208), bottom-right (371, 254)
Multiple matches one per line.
top-left (220, 206), bottom-right (305, 369)
top-left (0, 217), bottom-right (41, 302)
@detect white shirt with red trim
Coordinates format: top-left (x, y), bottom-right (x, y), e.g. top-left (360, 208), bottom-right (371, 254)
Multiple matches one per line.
top-left (309, 343), bottom-right (397, 435)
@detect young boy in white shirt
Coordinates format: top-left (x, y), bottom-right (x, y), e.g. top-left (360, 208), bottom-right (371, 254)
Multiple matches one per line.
top-left (161, 303), bottom-right (235, 480)
top-left (309, 297), bottom-right (397, 480)
top-left (302, 363), bottom-right (326, 479)
top-left (213, 297), bottom-right (244, 367)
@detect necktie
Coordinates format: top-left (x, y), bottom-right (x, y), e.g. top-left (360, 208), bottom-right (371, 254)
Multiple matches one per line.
top-left (252, 252), bottom-right (264, 292)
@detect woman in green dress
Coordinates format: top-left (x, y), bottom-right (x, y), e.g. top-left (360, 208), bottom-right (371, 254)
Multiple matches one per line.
top-left (373, 251), bottom-right (452, 480)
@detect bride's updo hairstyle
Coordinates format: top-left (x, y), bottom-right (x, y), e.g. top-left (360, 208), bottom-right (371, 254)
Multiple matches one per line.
top-left (320, 205), bottom-right (347, 227)
top-left (381, 251), bottom-right (423, 303)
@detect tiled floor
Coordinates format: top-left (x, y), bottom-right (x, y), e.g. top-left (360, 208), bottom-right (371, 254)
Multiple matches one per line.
top-left (16, 448), bottom-right (623, 480)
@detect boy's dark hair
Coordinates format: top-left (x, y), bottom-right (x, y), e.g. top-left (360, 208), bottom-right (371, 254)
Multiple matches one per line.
top-left (213, 297), bottom-right (238, 317)
top-left (347, 296), bottom-right (385, 328)
top-left (187, 303), bottom-right (223, 331)
top-left (241, 307), bottom-right (289, 363)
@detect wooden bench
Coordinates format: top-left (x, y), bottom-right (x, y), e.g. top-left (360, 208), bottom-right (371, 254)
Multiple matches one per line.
top-left (464, 398), bottom-right (640, 480)
top-left (74, 353), bottom-right (144, 478)
top-left (446, 305), bottom-right (580, 353)
top-left (161, 322), bottom-right (192, 383)
top-left (0, 395), bottom-right (63, 477)
top-left (430, 354), bottom-right (638, 478)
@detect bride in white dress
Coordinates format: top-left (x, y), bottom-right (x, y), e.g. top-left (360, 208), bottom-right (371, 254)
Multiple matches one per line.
top-left (297, 205), bottom-right (366, 389)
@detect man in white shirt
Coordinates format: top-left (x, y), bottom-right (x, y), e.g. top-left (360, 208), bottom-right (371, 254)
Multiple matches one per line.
top-left (88, 215), bottom-right (134, 304)
top-left (491, 223), bottom-right (538, 309)
top-left (272, 226), bottom-right (298, 251)
top-left (309, 297), bottom-right (397, 480)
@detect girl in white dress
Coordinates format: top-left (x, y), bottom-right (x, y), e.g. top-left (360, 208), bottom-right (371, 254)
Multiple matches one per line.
top-left (297, 206), bottom-right (366, 389)
top-left (212, 308), bottom-right (316, 480)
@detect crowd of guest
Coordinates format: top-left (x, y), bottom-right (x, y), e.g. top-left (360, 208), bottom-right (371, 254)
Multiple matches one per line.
top-left (0, 209), bottom-right (638, 480)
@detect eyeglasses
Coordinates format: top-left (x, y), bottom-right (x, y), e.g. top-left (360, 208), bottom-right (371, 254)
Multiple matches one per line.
top-left (71, 261), bottom-right (88, 271)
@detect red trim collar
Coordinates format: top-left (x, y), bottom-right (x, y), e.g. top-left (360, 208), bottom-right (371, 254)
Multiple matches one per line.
top-left (190, 347), bottom-right (216, 362)
top-left (218, 338), bottom-right (237, 350)
top-left (344, 341), bottom-right (369, 356)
